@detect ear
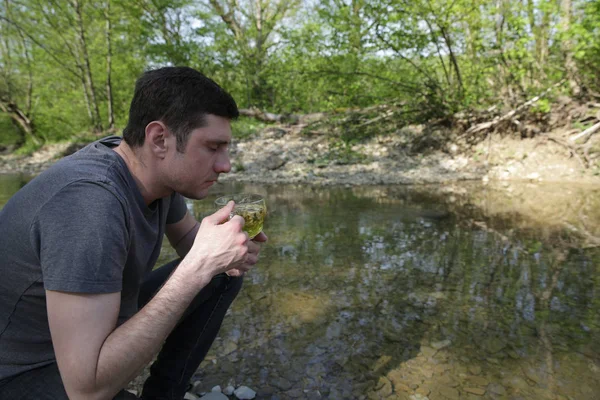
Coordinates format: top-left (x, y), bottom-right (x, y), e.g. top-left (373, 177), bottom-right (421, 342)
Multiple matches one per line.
top-left (145, 121), bottom-right (171, 159)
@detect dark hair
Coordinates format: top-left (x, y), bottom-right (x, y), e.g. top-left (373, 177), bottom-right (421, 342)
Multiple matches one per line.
top-left (123, 67), bottom-right (239, 152)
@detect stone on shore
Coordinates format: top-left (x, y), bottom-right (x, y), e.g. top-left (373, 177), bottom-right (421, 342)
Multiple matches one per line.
top-left (198, 392), bottom-right (228, 400)
top-left (234, 385), bottom-right (257, 399)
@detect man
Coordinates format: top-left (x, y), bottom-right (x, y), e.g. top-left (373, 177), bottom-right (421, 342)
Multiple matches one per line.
top-left (0, 66), bottom-right (266, 400)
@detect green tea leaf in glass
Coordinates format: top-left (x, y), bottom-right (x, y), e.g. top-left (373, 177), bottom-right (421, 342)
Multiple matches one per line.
top-left (214, 194), bottom-right (267, 239)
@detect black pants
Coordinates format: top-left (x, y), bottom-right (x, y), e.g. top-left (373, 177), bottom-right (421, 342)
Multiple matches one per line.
top-left (0, 260), bottom-right (243, 400)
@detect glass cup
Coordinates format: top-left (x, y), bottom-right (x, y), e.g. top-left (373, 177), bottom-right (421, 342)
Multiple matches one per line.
top-left (214, 193), bottom-right (267, 239)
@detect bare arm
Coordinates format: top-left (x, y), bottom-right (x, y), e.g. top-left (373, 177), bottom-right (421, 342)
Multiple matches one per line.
top-left (166, 210), bottom-right (269, 276)
top-left (48, 265), bottom-right (204, 400)
top-left (48, 202), bottom-right (252, 400)
top-left (166, 210), bottom-right (200, 258)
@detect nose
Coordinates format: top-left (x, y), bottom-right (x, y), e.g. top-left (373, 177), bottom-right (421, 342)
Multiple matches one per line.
top-left (214, 153), bottom-right (231, 173)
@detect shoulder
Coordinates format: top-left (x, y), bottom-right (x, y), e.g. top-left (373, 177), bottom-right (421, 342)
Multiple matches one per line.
top-left (33, 179), bottom-right (130, 233)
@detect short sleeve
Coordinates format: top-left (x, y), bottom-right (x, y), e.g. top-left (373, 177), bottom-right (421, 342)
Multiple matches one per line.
top-left (166, 192), bottom-right (188, 224)
top-left (30, 181), bottom-right (129, 293)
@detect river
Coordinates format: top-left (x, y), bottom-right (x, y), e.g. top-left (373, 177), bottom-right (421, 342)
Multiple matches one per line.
top-left (1, 174), bottom-right (599, 400)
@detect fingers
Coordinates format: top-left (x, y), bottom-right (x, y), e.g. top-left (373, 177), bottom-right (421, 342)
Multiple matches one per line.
top-left (205, 200), bottom-right (235, 224)
top-left (245, 252), bottom-right (259, 265)
top-left (226, 268), bottom-right (244, 277)
top-left (247, 240), bottom-right (261, 255)
top-left (252, 231), bottom-right (268, 243)
top-left (229, 215), bottom-right (246, 230)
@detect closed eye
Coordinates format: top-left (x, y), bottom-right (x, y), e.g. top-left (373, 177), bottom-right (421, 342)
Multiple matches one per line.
top-left (206, 140), bottom-right (229, 152)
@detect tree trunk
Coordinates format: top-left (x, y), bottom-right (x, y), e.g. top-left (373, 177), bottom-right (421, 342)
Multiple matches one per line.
top-left (0, 100), bottom-right (38, 145)
top-left (560, 0), bottom-right (581, 96)
top-left (75, 45), bottom-right (94, 124)
top-left (2, 0), bottom-right (14, 98)
top-left (423, 18), bottom-right (450, 87)
top-left (105, 0), bottom-right (115, 130)
top-left (539, 5), bottom-right (550, 67)
top-left (439, 24), bottom-right (464, 95)
top-left (72, 0), bottom-right (102, 132)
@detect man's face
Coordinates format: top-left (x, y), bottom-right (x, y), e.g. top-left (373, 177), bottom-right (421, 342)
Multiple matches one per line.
top-left (165, 114), bottom-right (232, 200)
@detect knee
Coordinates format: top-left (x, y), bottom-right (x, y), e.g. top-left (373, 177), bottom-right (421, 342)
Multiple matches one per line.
top-left (224, 275), bottom-right (243, 299)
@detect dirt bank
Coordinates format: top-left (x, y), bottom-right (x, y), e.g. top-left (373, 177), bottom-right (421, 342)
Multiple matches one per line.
top-left (0, 127), bottom-right (599, 186)
top-left (2, 103), bottom-right (600, 186)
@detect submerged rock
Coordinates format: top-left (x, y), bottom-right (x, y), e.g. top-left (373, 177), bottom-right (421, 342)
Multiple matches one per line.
top-left (464, 387), bottom-right (486, 396)
top-left (431, 339), bottom-right (451, 350)
top-left (374, 376), bottom-right (393, 397)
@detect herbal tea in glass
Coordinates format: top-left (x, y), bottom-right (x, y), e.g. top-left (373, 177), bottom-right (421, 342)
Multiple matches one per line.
top-left (214, 194), bottom-right (267, 239)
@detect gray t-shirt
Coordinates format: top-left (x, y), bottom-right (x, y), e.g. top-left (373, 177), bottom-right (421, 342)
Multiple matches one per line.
top-left (0, 136), bottom-right (188, 381)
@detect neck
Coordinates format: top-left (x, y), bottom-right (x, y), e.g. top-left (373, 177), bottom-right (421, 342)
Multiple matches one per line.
top-left (113, 141), bottom-right (169, 205)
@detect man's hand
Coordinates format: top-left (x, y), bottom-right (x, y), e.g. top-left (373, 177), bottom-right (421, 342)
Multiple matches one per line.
top-left (227, 231), bottom-right (268, 277)
top-left (179, 201), bottom-right (257, 284)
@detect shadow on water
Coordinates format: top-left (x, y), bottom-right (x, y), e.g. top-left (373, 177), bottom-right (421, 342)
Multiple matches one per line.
top-left (1, 175), bottom-right (599, 399)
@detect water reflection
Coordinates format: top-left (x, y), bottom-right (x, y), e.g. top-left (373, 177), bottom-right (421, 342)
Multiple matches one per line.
top-left (193, 182), bottom-right (600, 400)
top-left (1, 175), bottom-right (599, 399)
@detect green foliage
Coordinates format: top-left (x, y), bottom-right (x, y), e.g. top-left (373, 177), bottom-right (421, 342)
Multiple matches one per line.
top-left (0, 115), bottom-right (20, 146)
top-left (231, 117), bottom-right (269, 140)
top-left (532, 99), bottom-right (552, 114)
top-left (1, 0), bottom-right (598, 150)
top-left (13, 139), bottom-right (43, 156)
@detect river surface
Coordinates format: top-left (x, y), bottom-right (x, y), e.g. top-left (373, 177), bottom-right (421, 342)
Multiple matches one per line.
top-left (1, 174), bottom-right (599, 400)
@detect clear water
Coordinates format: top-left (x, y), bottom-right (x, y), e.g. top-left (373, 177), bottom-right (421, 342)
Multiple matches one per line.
top-left (2, 175), bottom-right (599, 400)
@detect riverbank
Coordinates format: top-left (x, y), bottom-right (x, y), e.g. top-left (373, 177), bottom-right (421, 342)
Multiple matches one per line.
top-left (2, 122), bottom-right (600, 186)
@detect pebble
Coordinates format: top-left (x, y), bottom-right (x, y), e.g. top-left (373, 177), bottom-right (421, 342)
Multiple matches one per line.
top-left (192, 380), bottom-right (203, 393)
top-left (198, 393), bottom-right (228, 400)
top-left (374, 376), bottom-right (393, 397)
top-left (211, 385), bottom-right (222, 393)
top-left (438, 385), bottom-right (460, 400)
top-left (464, 387), bottom-right (486, 396)
top-left (431, 339), bottom-right (451, 350)
top-left (372, 355), bottom-right (392, 372)
top-left (502, 376), bottom-right (530, 391)
top-left (487, 383), bottom-right (507, 395)
top-left (271, 377), bottom-right (293, 391)
top-left (285, 388), bottom-right (305, 398)
top-left (468, 366), bottom-right (482, 375)
top-left (466, 376), bottom-right (489, 386)
top-left (415, 387), bottom-right (431, 396)
top-left (223, 385), bottom-right (235, 395)
top-left (420, 346), bottom-right (438, 358)
top-left (234, 385), bottom-right (257, 399)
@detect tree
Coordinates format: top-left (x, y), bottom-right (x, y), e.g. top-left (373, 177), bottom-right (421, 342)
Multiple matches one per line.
top-left (560, 0), bottom-right (581, 96)
top-left (204, 0), bottom-right (300, 108)
top-left (0, 0), bottom-right (38, 144)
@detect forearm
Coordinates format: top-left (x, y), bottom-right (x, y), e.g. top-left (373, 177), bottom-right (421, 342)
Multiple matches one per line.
top-left (173, 222), bottom-right (200, 258)
top-left (81, 262), bottom-right (209, 400)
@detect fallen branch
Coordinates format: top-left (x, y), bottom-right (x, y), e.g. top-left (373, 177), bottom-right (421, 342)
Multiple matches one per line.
top-left (238, 107), bottom-right (288, 123)
top-left (542, 134), bottom-right (587, 168)
top-left (569, 121), bottom-right (600, 143)
top-left (466, 80), bottom-right (566, 135)
top-left (355, 109), bottom-right (395, 128)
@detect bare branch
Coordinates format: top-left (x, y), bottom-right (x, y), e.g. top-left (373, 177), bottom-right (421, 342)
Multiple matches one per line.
top-left (0, 15), bottom-right (82, 79)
